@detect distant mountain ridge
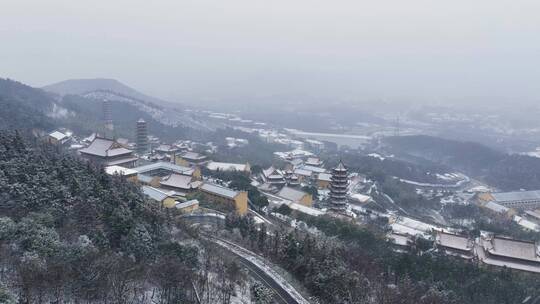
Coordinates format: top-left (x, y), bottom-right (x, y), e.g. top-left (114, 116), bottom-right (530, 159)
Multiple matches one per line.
top-left (384, 135), bottom-right (540, 191)
top-left (42, 78), bottom-right (220, 134)
top-left (42, 78), bottom-right (180, 109)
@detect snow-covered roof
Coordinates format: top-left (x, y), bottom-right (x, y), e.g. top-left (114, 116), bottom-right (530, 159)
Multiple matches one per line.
top-left (288, 202), bottom-right (324, 216)
top-left (289, 158), bottom-right (304, 166)
top-left (79, 137), bottom-right (133, 157)
top-left (49, 131), bottom-right (68, 141)
top-left (491, 190), bottom-right (540, 203)
top-left (181, 151), bottom-right (206, 160)
top-left (299, 165), bottom-right (326, 174)
top-left (207, 161), bottom-right (248, 172)
top-left (175, 199), bottom-right (199, 209)
top-left (277, 187), bottom-right (309, 202)
top-left (263, 167), bottom-right (284, 179)
top-left (350, 193), bottom-right (372, 203)
top-left (294, 168), bottom-right (312, 177)
top-left (334, 161), bottom-right (347, 171)
top-left (305, 157), bottom-right (323, 166)
top-left (484, 236), bottom-right (540, 262)
top-left (200, 183), bottom-right (239, 199)
top-left (317, 173), bottom-right (332, 182)
top-left (514, 216), bottom-right (540, 231)
top-left (143, 186), bottom-right (170, 202)
top-left (484, 201), bottom-right (509, 213)
top-left (105, 157), bottom-right (139, 166)
top-left (160, 174), bottom-right (200, 190)
top-left (133, 162), bottom-right (194, 176)
top-left (435, 231), bottom-right (473, 251)
top-left (525, 210), bottom-right (540, 220)
top-left (105, 165), bottom-right (137, 176)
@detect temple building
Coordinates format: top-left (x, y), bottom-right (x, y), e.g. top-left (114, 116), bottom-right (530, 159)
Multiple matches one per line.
top-left (329, 161), bottom-right (349, 211)
top-left (199, 183), bottom-right (248, 215)
top-left (434, 231), bottom-right (475, 259)
top-left (474, 190), bottom-right (540, 210)
top-left (277, 186), bottom-right (312, 207)
top-left (262, 166), bottom-right (286, 186)
top-left (283, 170), bottom-right (300, 187)
top-left (79, 137), bottom-right (138, 168)
top-left (132, 161), bottom-right (201, 185)
top-left (477, 233), bottom-right (540, 273)
top-left (136, 119), bottom-right (149, 154)
top-left (176, 151), bottom-right (208, 166)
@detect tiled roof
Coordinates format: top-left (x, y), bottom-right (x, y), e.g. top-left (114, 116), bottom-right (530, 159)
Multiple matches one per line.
top-left (79, 137), bottom-right (133, 157)
top-left (277, 187), bottom-right (308, 202)
top-left (335, 161), bottom-right (347, 171)
top-left (491, 190), bottom-right (540, 202)
top-left (143, 186), bottom-right (169, 202)
top-left (436, 231), bottom-right (473, 251)
top-left (133, 162), bottom-right (194, 175)
top-left (104, 157), bottom-right (139, 166)
top-left (294, 168), bottom-right (312, 176)
top-left (300, 165), bottom-right (326, 173)
top-left (160, 174), bottom-right (198, 190)
top-left (49, 131), bottom-right (68, 141)
top-left (200, 183), bottom-right (239, 199)
top-left (487, 236), bottom-right (540, 262)
top-left (175, 199), bottom-right (199, 209)
top-left (263, 167), bottom-right (284, 179)
top-left (484, 201), bottom-right (509, 213)
top-left (182, 151), bottom-right (206, 160)
top-left (317, 173), bottom-right (332, 181)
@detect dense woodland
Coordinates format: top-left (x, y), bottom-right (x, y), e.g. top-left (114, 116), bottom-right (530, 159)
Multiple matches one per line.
top-left (385, 135), bottom-right (540, 190)
top-left (0, 79), bottom-right (55, 131)
top-left (324, 151), bottom-right (453, 185)
top-left (224, 213), bottom-right (540, 304)
top-left (0, 132), bottom-right (202, 302)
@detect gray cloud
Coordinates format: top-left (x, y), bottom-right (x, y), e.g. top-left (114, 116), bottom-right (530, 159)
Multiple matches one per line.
top-left (2, 0), bottom-right (540, 106)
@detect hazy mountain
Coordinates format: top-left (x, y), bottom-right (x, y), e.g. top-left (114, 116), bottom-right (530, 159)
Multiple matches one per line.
top-left (42, 78), bottom-right (222, 136)
top-left (43, 78), bottom-right (180, 109)
top-left (384, 135), bottom-right (540, 191)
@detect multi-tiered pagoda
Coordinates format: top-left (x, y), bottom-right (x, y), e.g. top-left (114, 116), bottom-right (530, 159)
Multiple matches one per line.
top-left (329, 161), bottom-right (349, 210)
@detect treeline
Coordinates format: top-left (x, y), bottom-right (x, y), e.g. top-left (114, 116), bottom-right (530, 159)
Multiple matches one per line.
top-left (385, 135), bottom-right (540, 191)
top-left (0, 79), bottom-right (55, 131)
top-left (224, 213), bottom-right (540, 304)
top-left (0, 132), bottom-right (199, 303)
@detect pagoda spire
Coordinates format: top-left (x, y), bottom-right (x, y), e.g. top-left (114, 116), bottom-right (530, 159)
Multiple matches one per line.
top-left (329, 160), bottom-right (349, 211)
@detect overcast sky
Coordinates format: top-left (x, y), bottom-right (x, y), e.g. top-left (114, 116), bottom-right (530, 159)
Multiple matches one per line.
top-left (2, 0), bottom-right (540, 106)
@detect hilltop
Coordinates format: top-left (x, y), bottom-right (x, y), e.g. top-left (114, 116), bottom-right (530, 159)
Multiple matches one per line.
top-left (43, 78), bottom-right (177, 108)
top-left (383, 135), bottom-right (540, 191)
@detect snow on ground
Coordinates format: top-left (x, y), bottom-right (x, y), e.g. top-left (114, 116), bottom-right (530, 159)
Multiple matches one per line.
top-left (367, 153), bottom-right (385, 160)
top-left (399, 173), bottom-right (470, 188)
